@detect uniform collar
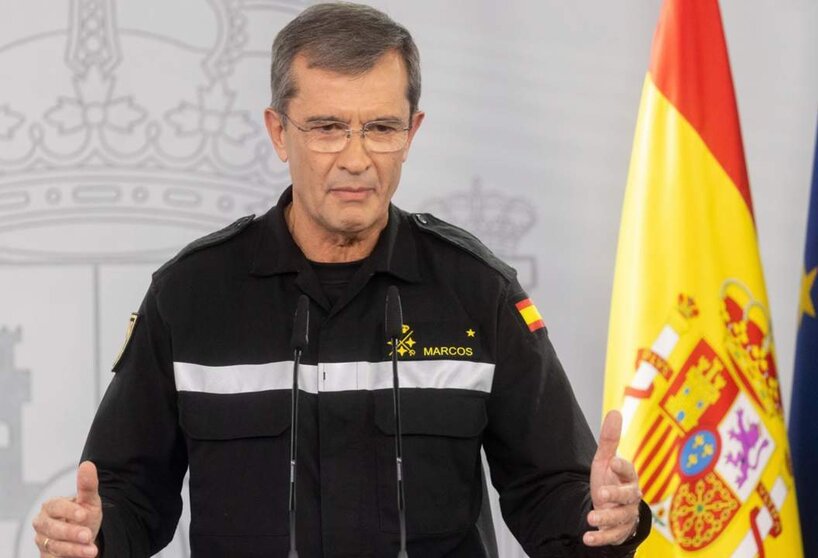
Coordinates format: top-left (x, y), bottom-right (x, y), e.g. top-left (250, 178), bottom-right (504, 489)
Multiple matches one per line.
top-left (250, 186), bottom-right (421, 283)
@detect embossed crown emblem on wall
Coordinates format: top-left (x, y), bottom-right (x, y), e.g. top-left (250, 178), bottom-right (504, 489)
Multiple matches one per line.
top-left (0, 0), bottom-right (310, 263)
top-left (424, 178), bottom-right (538, 289)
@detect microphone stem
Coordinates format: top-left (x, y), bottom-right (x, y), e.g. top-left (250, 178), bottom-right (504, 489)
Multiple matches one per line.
top-left (391, 337), bottom-right (408, 557)
top-left (289, 347), bottom-right (301, 558)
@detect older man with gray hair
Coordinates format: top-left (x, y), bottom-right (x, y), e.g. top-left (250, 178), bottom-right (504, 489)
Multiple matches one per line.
top-left (32, 3), bottom-right (650, 557)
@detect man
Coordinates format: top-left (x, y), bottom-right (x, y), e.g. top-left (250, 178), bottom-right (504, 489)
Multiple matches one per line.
top-left (32, 3), bottom-right (650, 557)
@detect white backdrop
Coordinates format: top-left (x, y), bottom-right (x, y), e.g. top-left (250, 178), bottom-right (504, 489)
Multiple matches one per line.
top-left (0, 1), bottom-right (815, 556)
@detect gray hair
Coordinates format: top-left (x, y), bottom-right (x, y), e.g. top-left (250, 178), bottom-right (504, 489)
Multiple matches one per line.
top-left (270, 2), bottom-right (421, 118)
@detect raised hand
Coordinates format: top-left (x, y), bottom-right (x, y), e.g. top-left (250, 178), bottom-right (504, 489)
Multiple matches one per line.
top-left (32, 460), bottom-right (103, 557)
top-left (583, 410), bottom-right (642, 547)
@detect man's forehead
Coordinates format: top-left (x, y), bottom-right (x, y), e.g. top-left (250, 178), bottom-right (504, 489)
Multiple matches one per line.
top-left (288, 51), bottom-right (410, 119)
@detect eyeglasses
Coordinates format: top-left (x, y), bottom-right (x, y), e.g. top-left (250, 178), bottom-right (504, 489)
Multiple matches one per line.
top-left (281, 113), bottom-right (411, 154)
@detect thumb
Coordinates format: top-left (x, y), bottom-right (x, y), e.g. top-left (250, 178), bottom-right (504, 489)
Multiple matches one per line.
top-left (594, 410), bottom-right (622, 464)
top-left (76, 460), bottom-right (101, 509)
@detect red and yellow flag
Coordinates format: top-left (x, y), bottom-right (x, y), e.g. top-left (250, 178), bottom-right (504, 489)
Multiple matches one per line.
top-left (603, 1), bottom-right (803, 556)
top-left (516, 298), bottom-right (545, 332)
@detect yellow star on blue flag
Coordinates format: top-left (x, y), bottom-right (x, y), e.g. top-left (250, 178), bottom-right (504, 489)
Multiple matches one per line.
top-left (799, 266), bottom-right (817, 326)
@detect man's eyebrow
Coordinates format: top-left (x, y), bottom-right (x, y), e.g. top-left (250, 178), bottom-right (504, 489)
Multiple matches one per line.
top-left (303, 115), bottom-right (347, 123)
top-left (302, 114), bottom-right (407, 124)
top-left (367, 115), bottom-right (406, 122)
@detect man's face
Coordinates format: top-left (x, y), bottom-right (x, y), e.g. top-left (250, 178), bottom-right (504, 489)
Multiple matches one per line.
top-left (265, 50), bottom-right (424, 238)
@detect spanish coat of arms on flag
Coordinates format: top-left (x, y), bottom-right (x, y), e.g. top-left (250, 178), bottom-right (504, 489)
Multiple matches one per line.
top-left (603, 1), bottom-right (803, 556)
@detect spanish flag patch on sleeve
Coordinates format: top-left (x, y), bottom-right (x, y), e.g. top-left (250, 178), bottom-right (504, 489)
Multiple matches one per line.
top-left (515, 298), bottom-right (545, 332)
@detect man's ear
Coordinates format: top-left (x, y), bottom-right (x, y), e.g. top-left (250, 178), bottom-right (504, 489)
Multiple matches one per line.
top-left (264, 108), bottom-right (288, 162)
top-left (402, 110), bottom-right (425, 162)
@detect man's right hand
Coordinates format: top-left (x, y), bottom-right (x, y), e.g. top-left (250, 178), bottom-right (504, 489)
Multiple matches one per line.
top-left (32, 460), bottom-right (103, 557)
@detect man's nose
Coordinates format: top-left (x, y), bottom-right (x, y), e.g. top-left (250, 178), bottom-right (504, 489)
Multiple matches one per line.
top-left (335, 130), bottom-right (372, 174)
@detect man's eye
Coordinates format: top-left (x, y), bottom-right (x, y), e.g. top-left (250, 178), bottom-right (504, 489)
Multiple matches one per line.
top-left (310, 123), bottom-right (346, 134)
top-left (367, 123), bottom-right (401, 135)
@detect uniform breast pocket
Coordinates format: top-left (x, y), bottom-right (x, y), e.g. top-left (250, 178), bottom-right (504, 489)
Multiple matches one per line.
top-left (178, 390), bottom-right (292, 537)
top-left (374, 388), bottom-right (488, 536)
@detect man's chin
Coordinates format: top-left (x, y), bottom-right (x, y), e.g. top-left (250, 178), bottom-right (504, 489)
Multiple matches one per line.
top-left (328, 212), bottom-right (383, 237)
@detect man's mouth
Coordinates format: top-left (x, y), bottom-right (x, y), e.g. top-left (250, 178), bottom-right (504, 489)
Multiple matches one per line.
top-left (329, 187), bottom-right (375, 201)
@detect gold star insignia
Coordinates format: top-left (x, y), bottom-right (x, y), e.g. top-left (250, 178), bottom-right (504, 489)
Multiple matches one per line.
top-left (466, 328), bottom-right (476, 338)
top-left (799, 266), bottom-right (818, 326)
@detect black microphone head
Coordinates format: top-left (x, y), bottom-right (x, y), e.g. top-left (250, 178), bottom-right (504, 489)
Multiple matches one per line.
top-left (385, 286), bottom-right (404, 340)
top-left (291, 295), bottom-right (310, 351)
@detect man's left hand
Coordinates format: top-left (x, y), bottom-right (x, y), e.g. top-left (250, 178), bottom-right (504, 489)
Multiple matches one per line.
top-left (583, 410), bottom-right (642, 547)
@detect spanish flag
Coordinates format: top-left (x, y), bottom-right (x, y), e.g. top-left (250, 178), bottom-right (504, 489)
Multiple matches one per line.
top-left (603, 1), bottom-right (803, 556)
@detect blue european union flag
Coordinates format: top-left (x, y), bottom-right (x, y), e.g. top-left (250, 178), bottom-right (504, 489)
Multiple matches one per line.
top-left (791, 121), bottom-right (818, 558)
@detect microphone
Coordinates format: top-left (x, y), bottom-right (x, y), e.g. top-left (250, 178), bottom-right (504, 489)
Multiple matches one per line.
top-left (385, 285), bottom-right (404, 340)
top-left (385, 286), bottom-right (409, 558)
top-left (288, 294), bottom-right (309, 558)
top-left (291, 294), bottom-right (310, 351)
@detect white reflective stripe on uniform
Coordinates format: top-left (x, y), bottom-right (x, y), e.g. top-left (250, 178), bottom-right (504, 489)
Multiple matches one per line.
top-left (174, 360), bottom-right (494, 394)
top-left (174, 361), bottom-right (320, 394)
top-left (320, 360), bottom-right (494, 393)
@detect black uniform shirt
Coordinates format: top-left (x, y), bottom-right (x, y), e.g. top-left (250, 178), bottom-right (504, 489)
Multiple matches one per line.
top-left (310, 260), bottom-right (364, 307)
top-left (83, 187), bottom-right (651, 557)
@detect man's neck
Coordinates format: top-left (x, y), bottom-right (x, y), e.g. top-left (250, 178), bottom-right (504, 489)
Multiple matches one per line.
top-left (285, 204), bottom-right (385, 263)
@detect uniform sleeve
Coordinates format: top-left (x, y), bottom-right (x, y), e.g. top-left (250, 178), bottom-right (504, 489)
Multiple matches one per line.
top-left (81, 281), bottom-right (187, 556)
top-left (482, 281), bottom-right (650, 557)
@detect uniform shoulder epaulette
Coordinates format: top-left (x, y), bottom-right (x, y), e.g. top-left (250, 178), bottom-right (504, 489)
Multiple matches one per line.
top-left (411, 212), bottom-right (516, 281)
top-left (154, 214), bottom-right (256, 278)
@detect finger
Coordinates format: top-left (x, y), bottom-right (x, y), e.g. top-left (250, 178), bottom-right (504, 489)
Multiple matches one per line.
top-left (595, 483), bottom-right (642, 506)
top-left (32, 513), bottom-right (95, 544)
top-left (583, 521), bottom-right (635, 547)
top-left (610, 456), bottom-right (638, 483)
top-left (76, 461), bottom-right (101, 510)
top-left (594, 410), bottom-right (622, 463)
top-left (587, 504), bottom-right (639, 530)
top-left (43, 498), bottom-right (87, 522)
top-left (35, 534), bottom-right (98, 557)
